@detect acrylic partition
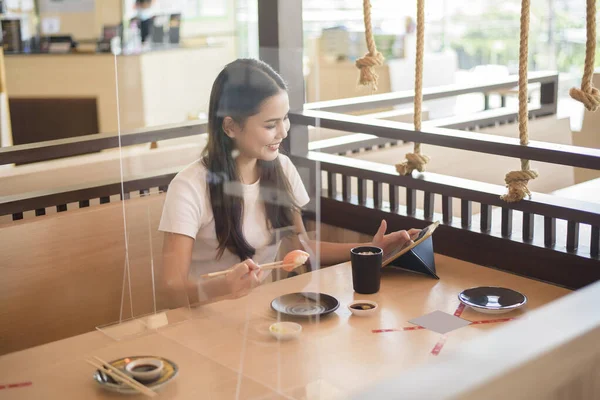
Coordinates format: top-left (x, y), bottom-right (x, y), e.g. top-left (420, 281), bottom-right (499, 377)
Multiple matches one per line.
top-left (0, 53), bottom-right (137, 355)
top-left (99, 41), bottom-right (333, 396)
top-left (0, 41), bottom-right (333, 397)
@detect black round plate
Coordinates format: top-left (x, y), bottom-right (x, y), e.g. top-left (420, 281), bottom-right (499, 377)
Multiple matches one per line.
top-left (271, 292), bottom-right (340, 318)
top-left (458, 286), bottom-right (527, 311)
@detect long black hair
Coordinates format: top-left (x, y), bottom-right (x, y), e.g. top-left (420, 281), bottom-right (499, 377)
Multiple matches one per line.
top-left (202, 58), bottom-right (299, 261)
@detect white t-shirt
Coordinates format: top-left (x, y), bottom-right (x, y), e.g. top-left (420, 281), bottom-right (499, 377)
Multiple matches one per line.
top-left (158, 154), bottom-right (310, 278)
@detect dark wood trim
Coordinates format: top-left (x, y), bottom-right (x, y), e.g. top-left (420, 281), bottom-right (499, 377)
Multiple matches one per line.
top-left (0, 167), bottom-right (179, 216)
top-left (545, 217), bottom-right (557, 247)
top-left (373, 181), bottom-right (382, 209)
top-left (461, 200), bottom-right (472, 228)
top-left (501, 208), bottom-right (513, 237)
top-left (481, 204), bottom-right (492, 233)
top-left (424, 192), bottom-right (434, 220)
top-left (0, 121), bottom-right (207, 166)
top-left (292, 153), bottom-right (600, 226)
top-left (389, 184), bottom-right (398, 213)
top-left (290, 110), bottom-right (600, 170)
top-left (406, 188), bottom-right (416, 216)
top-left (327, 171), bottom-right (337, 198)
top-left (592, 226), bottom-right (600, 258)
top-left (523, 213), bottom-right (534, 243)
top-left (309, 197), bottom-right (600, 289)
top-left (567, 221), bottom-right (580, 253)
top-left (304, 71), bottom-right (557, 112)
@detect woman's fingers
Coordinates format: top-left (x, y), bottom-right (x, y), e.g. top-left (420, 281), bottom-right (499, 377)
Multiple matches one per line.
top-left (244, 258), bottom-right (261, 271)
top-left (390, 230), bottom-right (411, 243)
top-left (408, 229), bottom-right (421, 237)
top-left (229, 262), bottom-right (251, 280)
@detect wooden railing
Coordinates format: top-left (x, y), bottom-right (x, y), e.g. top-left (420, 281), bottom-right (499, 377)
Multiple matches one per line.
top-left (292, 152), bottom-right (599, 289)
top-left (306, 71), bottom-right (557, 114)
top-left (286, 71), bottom-right (598, 289)
top-left (309, 72), bottom-right (558, 156)
top-left (1, 168), bottom-right (178, 220)
top-left (0, 120), bottom-right (207, 166)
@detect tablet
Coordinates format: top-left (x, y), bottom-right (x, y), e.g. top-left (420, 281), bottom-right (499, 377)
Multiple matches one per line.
top-left (382, 221), bottom-right (440, 267)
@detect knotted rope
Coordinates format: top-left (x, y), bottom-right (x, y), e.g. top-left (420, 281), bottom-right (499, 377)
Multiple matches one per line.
top-left (501, 0), bottom-right (538, 202)
top-left (396, 0), bottom-right (430, 175)
top-left (569, 0), bottom-right (600, 111)
top-left (356, 0), bottom-right (385, 91)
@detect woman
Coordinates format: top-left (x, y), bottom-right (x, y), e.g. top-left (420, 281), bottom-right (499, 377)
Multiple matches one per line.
top-left (159, 58), bottom-right (414, 305)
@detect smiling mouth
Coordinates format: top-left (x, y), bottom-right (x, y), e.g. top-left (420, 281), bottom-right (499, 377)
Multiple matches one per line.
top-left (266, 142), bottom-right (281, 150)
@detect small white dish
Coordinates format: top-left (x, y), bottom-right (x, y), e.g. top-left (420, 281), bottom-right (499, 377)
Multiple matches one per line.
top-left (348, 300), bottom-right (378, 316)
top-left (269, 322), bottom-right (302, 341)
top-left (125, 357), bottom-right (164, 382)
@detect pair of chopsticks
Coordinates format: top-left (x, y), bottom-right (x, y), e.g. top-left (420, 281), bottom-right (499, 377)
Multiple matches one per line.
top-left (85, 356), bottom-right (157, 398)
top-left (200, 260), bottom-right (299, 279)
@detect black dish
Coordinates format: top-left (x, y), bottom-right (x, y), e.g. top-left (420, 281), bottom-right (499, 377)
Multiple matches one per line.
top-left (271, 292), bottom-right (340, 318)
top-left (458, 286), bottom-right (527, 313)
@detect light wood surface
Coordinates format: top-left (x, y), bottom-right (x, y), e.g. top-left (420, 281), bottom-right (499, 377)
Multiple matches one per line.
top-left (0, 194), bottom-right (189, 354)
top-left (0, 253), bottom-right (570, 398)
top-left (353, 279), bottom-right (600, 400)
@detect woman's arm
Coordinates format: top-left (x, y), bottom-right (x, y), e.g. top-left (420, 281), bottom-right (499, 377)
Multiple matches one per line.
top-left (162, 233), bottom-right (262, 305)
top-left (290, 212), bottom-right (364, 265)
top-left (291, 212), bottom-right (417, 266)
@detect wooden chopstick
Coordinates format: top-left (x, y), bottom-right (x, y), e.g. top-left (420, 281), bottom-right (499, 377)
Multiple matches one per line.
top-left (200, 262), bottom-right (300, 279)
top-left (259, 263), bottom-right (298, 271)
top-left (86, 360), bottom-right (156, 397)
top-left (89, 357), bottom-right (158, 398)
top-left (259, 260), bottom-right (284, 268)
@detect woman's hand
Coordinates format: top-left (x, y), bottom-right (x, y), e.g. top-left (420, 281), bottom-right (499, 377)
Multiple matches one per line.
top-left (371, 220), bottom-right (420, 256)
top-left (224, 259), bottom-right (264, 299)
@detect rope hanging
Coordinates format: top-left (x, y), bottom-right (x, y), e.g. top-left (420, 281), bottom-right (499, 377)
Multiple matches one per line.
top-left (501, 0), bottom-right (538, 202)
top-left (395, 0), bottom-right (430, 175)
top-left (356, 0), bottom-right (385, 91)
top-left (569, 0), bottom-right (600, 111)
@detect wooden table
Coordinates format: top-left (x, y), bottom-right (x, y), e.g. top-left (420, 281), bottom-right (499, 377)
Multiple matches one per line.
top-left (0, 255), bottom-right (570, 399)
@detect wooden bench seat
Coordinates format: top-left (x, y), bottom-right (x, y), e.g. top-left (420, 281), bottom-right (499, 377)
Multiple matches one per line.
top-left (0, 191), bottom-right (313, 354)
top-left (0, 193), bottom-right (186, 355)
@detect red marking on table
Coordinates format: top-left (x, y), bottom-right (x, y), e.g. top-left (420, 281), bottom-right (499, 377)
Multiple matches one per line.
top-left (470, 318), bottom-right (516, 325)
top-left (0, 382), bottom-right (32, 390)
top-left (372, 326), bottom-right (425, 333)
top-left (430, 336), bottom-right (447, 356)
top-left (454, 303), bottom-right (466, 317)
top-left (372, 303), bottom-right (515, 357)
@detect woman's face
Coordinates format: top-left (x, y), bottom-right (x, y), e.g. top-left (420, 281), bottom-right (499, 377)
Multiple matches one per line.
top-left (224, 90), bottom-right (290, 162)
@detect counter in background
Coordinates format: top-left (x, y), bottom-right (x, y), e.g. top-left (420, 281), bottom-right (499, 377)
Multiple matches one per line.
top-left (3, 40), bottom-right (234, 147)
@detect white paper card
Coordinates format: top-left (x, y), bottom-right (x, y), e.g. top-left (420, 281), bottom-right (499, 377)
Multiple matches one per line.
top-left (409, 310), bottom-right (471, 334)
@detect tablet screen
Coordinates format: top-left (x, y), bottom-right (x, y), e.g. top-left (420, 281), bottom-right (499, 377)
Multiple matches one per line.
top-left (382, 221), bottom-right (439, 267)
